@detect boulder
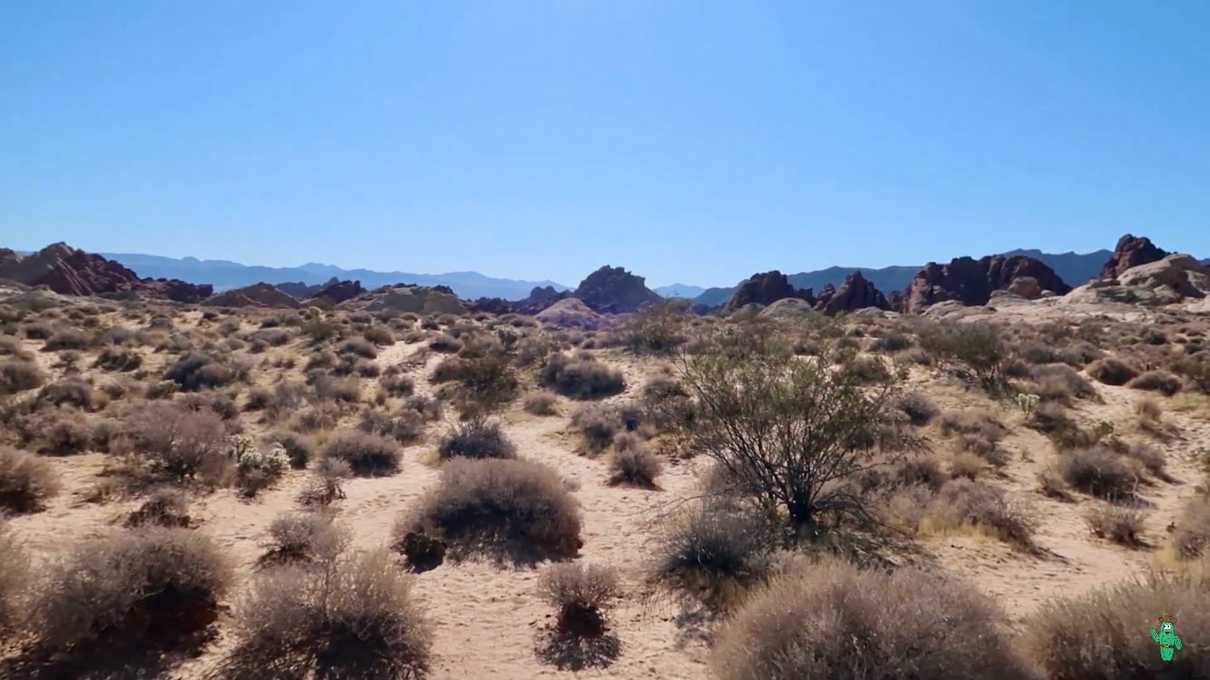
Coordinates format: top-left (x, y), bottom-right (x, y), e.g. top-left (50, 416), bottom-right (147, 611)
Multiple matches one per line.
top-left (535, 297), bottom-right (606, 330)
top-left (1101, 234), bottom-right (1168, 279)
top-left (202, 283), bottom-right (303, 309)
top-left (724, 271), bottom-right (814, 313)
top-left (815, 271), bottom-right (890, 314)
top-left (1006, 276), bottom-right (1042, 300)
top-left (902, 255), bottom-right (1070, 313)
top-left (276, 280), bottom-right (327, 298)
top-left (758, 297), bottom-right (816, 320)
top-left (310, 279), bottom-right (364, 306)
top-left (357, 284), bottom-right (466, 315)
top-left (1117, 254), bottom-right (1209, 299)
top-left (517, 285), bottom-right (572, 314)
top-left (573, 266), bottom-right (662, 314)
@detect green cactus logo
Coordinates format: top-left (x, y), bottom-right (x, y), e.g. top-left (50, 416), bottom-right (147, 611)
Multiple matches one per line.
top-left (1151, 613), bottom-right (1182, 662)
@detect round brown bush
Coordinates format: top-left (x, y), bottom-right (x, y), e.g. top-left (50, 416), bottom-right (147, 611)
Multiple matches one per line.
top-left (395, 458), bottom-right (582, 564)
top-left (711, 557), bottom-right (1031, 680)
top-left (222, 549), bottom-right (431, 679)
top-left (0, 520), bottom-right (31, 633)
top-left (321, 431), bottom-right (402, 477)
top-left (28, 528), bottom-right (232, 652)
top-left (36, 378), bottom-right (95, 410)
top-left (437, 418), bottom-right (516, 460)
top-left (523, 391), bottom-right (559, 416)
top-left (1128, 370), bottom-right (1184, 396)
top-left (0, 358), bottom-right (46, 395)
top-left (164, 352), bottom-right (236, 391)
top-left (1059, 447), bottom-right (1138, 499)
top-left (1022, 572), bottom-right (1209, 678)
top-left (538, 562), bottom-right (621, 637)
top-left (1087, 356), bottom-right (1140, 386)
top-left (0, 446), bottom-right (61, 513)
top-left (125, 402), bottom-right (230, 483)
top-left (650, 502), bottom-right (773, 609)
top-left (895, 391), bottom-right (938, 426)
top-left (607, 433), bottom-right (661, 488)
top-left (540, 352), bottom-right (625, 400)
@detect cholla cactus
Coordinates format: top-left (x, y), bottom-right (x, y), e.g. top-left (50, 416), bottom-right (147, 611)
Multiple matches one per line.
top-left (1015, 393), bottom-right (1040, 414)
top-left (229, 435), bottom-right (290, 476)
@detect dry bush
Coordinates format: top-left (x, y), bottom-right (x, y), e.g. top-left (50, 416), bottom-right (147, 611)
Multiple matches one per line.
top-left (362, 326), bottom-right (394, 346)
top-left (310, 371), bottom-right (361, 403)
top-left (94, 347), bottom-right (143, 372)
top-left (164, 352), bottom-right (238, 391)
top-left (36, 378), bottom-right (96, 410)
top-left (39, 410), bottom-right (93, 455)
top-left (0, 520), bottom-right (31, 633)
top-left (540, 352), bottom-right (625, 400)
top-left (43, 328), bottom-right (89, 351)
top-left (893, 457), bottom-right (946, 490)
top-left (379, 371), bottom-right (415, 398)
top-left (523, 391), bottom-right (559, 416)
top-left (358, 407), bottom-right (426, 445)
top-left (437, 417), bottom-right (517, 460)
top-left (431, 353), bottom-right (518, 414)
top-left (1172, 354), bottom-right (1210, 394)
top-left (1030, 362), bottom-right (1098, 403)
top-left (222, 549), bottom-right (431, 680)
top-left (842, 354), bottom-right (892, 384)
top-left (607, 433), bottom-right (661, 488)
top-left (428, 333), bottom-right (462, 353)
top-left (711, 556), bottom-right (1030, 680)
top-left (1022, 572), bottom-right (1210, 679)
top-left (1128, 369), bottom-right (1184, 396)
top-left (259, 512), bottom-right (351, 566)
top-left (1085, 504), bottom-right (1146, 546)
top-left (1123, 441), bottom-right (1169, 480)
top-left (28, 529), bottom-right (232, 653)
top-left (0, 446), bottom-right (61, 513)
top-left (613, 304), bottom-right (687, 355)
top-left (269, 431), bottom-right (315, 469)
top-left (395, 458), bottom-right (582, 564)
top-left (925, 479), bottom-right (1034, 547)
top-left (570, 403), bottom-right (633, 454)
top-left (939, 409), bottom-right (1008, 465)
top-left (124, 401), bottom-right (231, 483)
top-left (298, 458), bottom-right (351, 508)
top-left (1087, 356), bottom-right (1140, 385)
top-left (0, 358), bottom-right (45, 395)
top-left (895, 391), bottom-right (938, 426)
top-left (948, 451), bottom-right (984, 480)
top-left (1174, 497), bottom-right (1210, 560)
top-left (1037, 468), bottom-right (1072, 501)
top-left (649, 502), bottom-right (774, 609)
top-left (23, 322), bottom-right (54, 340)
top-left (124, 488), bottom-right (192, 528)
top-left (538, 562), bottom-right (621, 637)
top-left (321, 431), bottom-right (401, 477)
top-left (339, 338), bottom-right (377, 359)
top-left (1059, 447), bottom-right (1138, 499)
top-left (917, 321), bottom-right (1008, 390)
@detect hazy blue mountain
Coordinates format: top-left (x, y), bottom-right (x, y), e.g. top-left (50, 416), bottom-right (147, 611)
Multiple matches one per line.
top-left (654, 283), bottom-right (706, 299)
top-left (1002, 248), bottom-right (1112, 287)
top-left (102, 252), bottom-right (569, 301)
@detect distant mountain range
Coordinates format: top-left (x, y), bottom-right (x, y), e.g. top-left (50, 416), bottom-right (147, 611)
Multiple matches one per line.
top-left (690, 248), bottom-right (1115, 307)
top-left (653, 283), bottom-right (706, 299)
top-left (101, 253), bottom-right (569, 301)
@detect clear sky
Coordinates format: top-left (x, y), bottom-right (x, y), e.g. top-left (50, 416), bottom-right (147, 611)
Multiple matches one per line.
top-left (2, 1), bottom-right (1208, 288)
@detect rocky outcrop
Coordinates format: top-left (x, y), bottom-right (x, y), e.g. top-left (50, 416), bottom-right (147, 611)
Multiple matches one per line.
top-left (276, 280), bottom-right (328, 298)
top-left (1101, 234), bottom-right (1168, 280)
top-left (519, 285), bottom-right (572, 314)
top-left (310, 279), bottom-right (364, 306)
top-left (1006, 276), bottom-right (1042, 299)
top-left (815, 271), bottom-right (890, 314)
top-left (1110, 254), bottom-right (1209, 303)
top-left (202, 283), bottom-right (302, 309)
top-left (0, 243), bottom-right (212, 302)
top-left (354, 284), bottom-right (465, 315)
top-left (535, 297), bottom-right (606, 330)
top-left (573, 266), bottom-right (661, 314)
top-left (902, 255), bottom-right (1070, 313)
top-left (724, 271), bottom-right (814, 313)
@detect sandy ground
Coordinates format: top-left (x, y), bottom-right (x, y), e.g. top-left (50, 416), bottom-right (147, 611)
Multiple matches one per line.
top-left (4, 304), bottom-right (1210, 678)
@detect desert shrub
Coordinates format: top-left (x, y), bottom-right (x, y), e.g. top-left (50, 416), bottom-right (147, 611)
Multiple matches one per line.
top-left (1173, 497), bottom-right (1210, 560)
top-left (892, 457), bottom-right (946, 490)
top-left (926, 479), bottom-right (1034, 547)
top-left (570, 403), bottom-right (628, 453)
top-left (164, 352), bottom-right (236, 391)
top-left (358, 407), bottom-right (427, 445)
top-left (939, 409), bottom-right (1008, 465)
top-left (352, 359), bottom-right (380, 378)
top-left (1128, 370), bottom-right (1184, 396)
top-left (1135, 396), bottom-right (1163, 422)
top-left (260, 512), bottom-right (351, 566)
top-left (0, 358), bottom-right (46, 395)
top-left (0, 520), bottom-right (31, 633)
top-left (124, 488), bottom-right (192, 528)
top-left (437, 417), bottom-right (516, 460)
top-left (362, 326), bottom-right (394, 346)
top-left (301, 318), bottom-right (341, 344)
top-left (895, 391), bottom-right (938, 426)
top-left (94, 347), bottom-right (143, 372)
top-left (395, 458), bottom-right (581, 564)
top-left (428, 333), bottom-right (462, 353)
top-left (1022, 572), bottom-right (1210, 679)
top-left (1085, 504), bottom-right (1146, 546)
top-left (124, 401), bottom-right (231, 483)
top-left (614, 304), bottom-right (686, 355)
top-left (298, 458), bottom-right (351, 508)
top-left (842, 354), bottom-right (892, 383)
top-left (649, 502), bottom-right (774, 608)
top-left (682, 342), bottom-right (914, 539)
top-left (310, 371), bottom-right (361, 404)
top-left (948, 451), bottom-right (984, 480)
top-left (37, 378), bottom-right (95, 410)
top-left (28, 529), bottom-right (232, 653)
top-left (43, 328), bottom-right (89, 351)
top-left (524, 391), bottom-right (559, 416)
top-left (1059, 447), bottom-right (1138, 499)
top-left (231, 436), bottom-right (291, 497)
top-left (379, 372), bottom-right (415, 397)
top-left (1087, 356), bottom-right (1140, 386)
top-left (222, 549), bottom-right (431, 680)
top-left (875, 331), bottom-right (912, 352)
top-left (1124, 441), bottom-right (1168, 480)
top-left (538, 562), bottom-right (621, 638)
top-left (404, 394), bottom-right (443, 421)
top-left (24, 322), bottom-right (54, 339)
top-left (338, 338), bottom-right (377, 359)
top-left (0, 446), bottom-right (61, 513)
top-left (607, 433), bottom-right (661, 488)
top-left (540, 352), bottom-right (625, 399)
top-left (321, 431), bottom-right (401, 477)
top-left (918, 321), bottom-right (1007, 390)
top-left (1031, 362), bottom-right (1097, 402)
top-left (40, 410), bottom-right (93, 455)
top-left (711, 556), bottom-right (1030, 680)
top-left (270, 431), bottom-right (315, 469)
top-left (1172, 355), bottom-right (1210, 394)
top-left (432, 354), bottom-right (519, 414)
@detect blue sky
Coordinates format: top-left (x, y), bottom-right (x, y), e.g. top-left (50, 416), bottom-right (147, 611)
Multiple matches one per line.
top-left (2, 1), bottom-right (1208, 288)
